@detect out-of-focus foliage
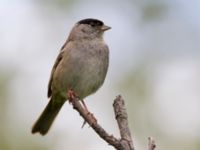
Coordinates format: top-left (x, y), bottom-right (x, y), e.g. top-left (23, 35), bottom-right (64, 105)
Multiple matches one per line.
top-left (36, 0), bottom-right (77, 9)
top-left (0, 70), bottom-right (12, 150)
top-left (134, 0), bottom-right (168, 22)
top-left (0, 68), bottom-right (49, 150)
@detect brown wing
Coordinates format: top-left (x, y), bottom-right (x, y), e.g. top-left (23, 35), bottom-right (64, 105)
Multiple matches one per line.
top-left (47, 50), bottom-right (64, 98)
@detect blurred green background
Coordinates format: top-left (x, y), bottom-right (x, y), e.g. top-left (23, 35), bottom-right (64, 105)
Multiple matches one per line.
top-left (1, 0), bottom-right (200, 149)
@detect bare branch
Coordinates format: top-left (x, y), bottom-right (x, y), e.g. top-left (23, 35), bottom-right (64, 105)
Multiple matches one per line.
top-left (69, 95), bottom-right (156, 150)
top-left (70, 97), bottom-right (123, 150)
top-left (113, 95), bottom-right (134, 150)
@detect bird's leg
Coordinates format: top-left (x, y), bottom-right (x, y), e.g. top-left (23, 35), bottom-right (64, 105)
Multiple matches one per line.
top-left (81, 100), bottom-right (89, 112)
top-left (81, 100), bottom-right (97, 128)
top-left (67, 89), bottom-right (77, 102)
top-left (67, 89), bottom-right (97, 127)
top-left (81, 100), bottom-right (88, 128)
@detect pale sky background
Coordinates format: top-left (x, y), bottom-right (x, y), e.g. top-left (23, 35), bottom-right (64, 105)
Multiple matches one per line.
top-left (1, 0), bottom-right (200, 150)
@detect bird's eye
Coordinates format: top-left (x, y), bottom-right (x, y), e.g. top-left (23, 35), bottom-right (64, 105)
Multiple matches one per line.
top-left (90, 23), bottom-right (95, 27)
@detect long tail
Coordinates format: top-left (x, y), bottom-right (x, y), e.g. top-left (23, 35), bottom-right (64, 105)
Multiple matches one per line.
top-left (32, 99), bottom-right (65, 135)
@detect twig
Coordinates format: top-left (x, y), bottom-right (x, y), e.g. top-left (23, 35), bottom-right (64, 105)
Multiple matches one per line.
top-left (113, 95), bottom-right (134, 150)
top-left (70, 95), bottom-right (156, 150)
top-left (70, 97), bottom-right (123, 150)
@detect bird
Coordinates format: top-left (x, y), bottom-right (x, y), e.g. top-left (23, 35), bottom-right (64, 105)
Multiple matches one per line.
top-left (31, 18), bottom-right (111, 135)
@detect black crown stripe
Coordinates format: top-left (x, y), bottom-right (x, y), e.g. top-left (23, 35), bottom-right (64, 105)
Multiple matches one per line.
top-left (78, 18), bottom-right (104, 26)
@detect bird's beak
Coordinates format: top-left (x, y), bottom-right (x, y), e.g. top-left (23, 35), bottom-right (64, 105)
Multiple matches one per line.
top-left (101, 25), bottom-right (111, 31)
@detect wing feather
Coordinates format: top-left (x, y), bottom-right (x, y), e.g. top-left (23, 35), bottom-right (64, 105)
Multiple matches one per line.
top-left (47, 50), bottom-right (64, 98)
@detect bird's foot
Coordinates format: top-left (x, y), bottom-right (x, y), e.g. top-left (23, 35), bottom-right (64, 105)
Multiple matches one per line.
top-left (81, 100), bottom-right (90, 112)
top-left (81, 103), bottom-right (97, 128)
top-left (82, 112), bottom-right (97, 128)
top-left (68, 89), bottom-right (77, 102)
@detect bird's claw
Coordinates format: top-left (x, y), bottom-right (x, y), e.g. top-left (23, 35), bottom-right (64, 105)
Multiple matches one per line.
top-left (67, 89), bottom-right (77, 102)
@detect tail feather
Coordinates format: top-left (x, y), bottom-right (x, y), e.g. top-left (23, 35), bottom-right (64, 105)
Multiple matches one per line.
top-left (32, 99), bottom-right (64, 135)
